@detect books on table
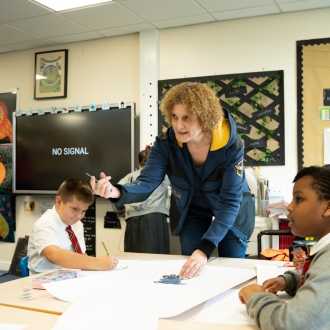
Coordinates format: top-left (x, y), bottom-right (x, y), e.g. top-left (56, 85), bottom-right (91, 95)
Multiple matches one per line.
top-left (32, 269), bottom-right (81, 289)
top-left (266, 200), bottom-right (289, 216)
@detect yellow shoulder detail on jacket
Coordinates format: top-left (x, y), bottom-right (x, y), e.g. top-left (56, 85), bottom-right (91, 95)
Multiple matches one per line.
top-left (174, 118), bottom-right (230, 150)
top-left (210, 118), bottom-right (230, 151)
top-left (176, 135), bottom-right (183, 148)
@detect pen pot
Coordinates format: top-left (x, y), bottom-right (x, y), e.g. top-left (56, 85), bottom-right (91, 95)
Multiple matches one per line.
top-left (259, 200), bottom-right (269, 217)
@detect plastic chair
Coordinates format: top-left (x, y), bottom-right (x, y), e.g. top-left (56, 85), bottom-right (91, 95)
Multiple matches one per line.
top-left (244, 229), bottom-right (294, 260)
top-left (19, 256), bottom-right (29, 277)
top-left (257, 230), bottom-right (293, 257)
top-left (256, 230), bottom-right (316, 261)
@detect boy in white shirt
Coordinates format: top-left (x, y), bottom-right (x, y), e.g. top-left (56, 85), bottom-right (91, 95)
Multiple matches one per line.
top-left (28, 178), bottom-right (118, 274)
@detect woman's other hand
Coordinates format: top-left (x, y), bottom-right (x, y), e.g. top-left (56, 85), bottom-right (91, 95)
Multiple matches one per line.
top-left (179, 249), bottom-right (207, 279)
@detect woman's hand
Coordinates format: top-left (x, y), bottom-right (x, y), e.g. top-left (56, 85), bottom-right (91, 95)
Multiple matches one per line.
top-left (90, 172), bottom-right (121, 199)
top-left (179, 249), bottom-right (207, 279)
top-left (238, 284), bottom-right (265, 304)
top-left (262, 276), bottom-right (287, 294)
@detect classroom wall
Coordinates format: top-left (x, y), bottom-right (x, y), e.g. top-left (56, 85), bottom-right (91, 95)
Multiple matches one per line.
top-left (158, 8), bottom-right (330, 192)
top-left (1, 8), bottom-right (330, 270)
top-left (0, 34), bottom-right (140, 111)
top-left (0, 34), bottom-right (142, 270)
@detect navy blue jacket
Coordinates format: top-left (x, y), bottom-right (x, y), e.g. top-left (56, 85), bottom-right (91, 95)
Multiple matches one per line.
top-left (111, 108), bottom-right (254, 256)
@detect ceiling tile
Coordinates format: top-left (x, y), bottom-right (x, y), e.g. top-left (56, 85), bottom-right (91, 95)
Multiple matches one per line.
top-left (0, 0), bottom-right (328, 54)
top-left (196, 0), bottom-right (275, 12)
top-left (6, 39), bottom-right (56, 51)
top-left (118, 0), bottom-right (206, 21)
top-left (48, 31), bottom-right (105, 44)
top-left (7, 14), bottom-right (90, 38)
top-left (276, 0), bottom-right (313, 2)
top-left (61, 3), bottom-right (144, 30)
top-left (0, 0), bottom-right (53, 22)
top-left (0, 24), bottom-right (40, 45)
top-left (278, 0), bottom-right (330, 11)
top-left (0, 46), bottom-right (12, 53)
top-left (152, 14), bottom-right (215, 29)
top-left (212, 5), bottom-right (280, 21)
top-left (98, 23), bottom-right (154, 37)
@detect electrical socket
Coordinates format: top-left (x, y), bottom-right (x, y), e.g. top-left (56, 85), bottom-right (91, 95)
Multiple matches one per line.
top-left (268, 186), bottom-right (283, 197)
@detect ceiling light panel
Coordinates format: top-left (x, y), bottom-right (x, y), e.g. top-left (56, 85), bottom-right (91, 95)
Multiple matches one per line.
top-left (34, 0), bottom-right (112, 11)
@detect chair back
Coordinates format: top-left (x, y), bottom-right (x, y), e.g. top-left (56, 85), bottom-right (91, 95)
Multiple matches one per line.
top-left (19, 256), bottom-right (29, 277)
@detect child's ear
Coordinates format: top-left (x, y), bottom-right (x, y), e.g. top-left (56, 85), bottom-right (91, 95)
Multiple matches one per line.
top-left (55, 196), bottom-right (62, 206)
top-left (324, 201), bottom-right (330, 217)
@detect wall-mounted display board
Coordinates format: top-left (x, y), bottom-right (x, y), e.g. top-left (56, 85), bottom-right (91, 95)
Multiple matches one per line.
top-left (81, 200), bottom-right (96, 257)
top-left (13, 104), bottom-right (137, 194)
top-left (158, 71), bottom-right (285, 166)
top-left (297, 37), bottom-right (330, 169)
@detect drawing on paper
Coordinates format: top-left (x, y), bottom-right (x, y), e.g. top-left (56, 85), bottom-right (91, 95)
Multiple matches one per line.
top-left (154, 274), bottom-right (186, 285)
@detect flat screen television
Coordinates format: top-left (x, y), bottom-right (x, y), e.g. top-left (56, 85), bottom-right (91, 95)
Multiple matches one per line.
top-left (13, 104), bottom-right (136, 194)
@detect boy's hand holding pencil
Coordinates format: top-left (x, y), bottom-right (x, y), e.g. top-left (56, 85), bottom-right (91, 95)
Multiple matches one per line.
top-left (102, 242), bottom-right (119, 269)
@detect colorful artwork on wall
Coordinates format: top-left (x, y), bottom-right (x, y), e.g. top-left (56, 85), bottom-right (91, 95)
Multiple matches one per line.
top-left (0, 194), bottom-right (14, 242)
top-left (0, 89), bottom-right (18, 144)
top-left (0, 144), bottom-right (12, 194)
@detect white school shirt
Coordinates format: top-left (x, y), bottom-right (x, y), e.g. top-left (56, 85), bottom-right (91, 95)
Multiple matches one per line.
top-left (27, 206), bottom-right (86, 275)
top-left (310, 232), bottom-right (330, 256)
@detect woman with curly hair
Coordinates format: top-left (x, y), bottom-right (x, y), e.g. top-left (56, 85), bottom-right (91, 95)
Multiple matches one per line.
top-left (91, 82), bottom-right (255, 278)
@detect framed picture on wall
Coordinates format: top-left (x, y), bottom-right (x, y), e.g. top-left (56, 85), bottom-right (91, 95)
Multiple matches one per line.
top-left (34, 49), bottom-right (68, 100)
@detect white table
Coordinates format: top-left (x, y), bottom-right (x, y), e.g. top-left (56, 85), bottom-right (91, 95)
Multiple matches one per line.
top-left (0, 253), bottom-right (284, 330)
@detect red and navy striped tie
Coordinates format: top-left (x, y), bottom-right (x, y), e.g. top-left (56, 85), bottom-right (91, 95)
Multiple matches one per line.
top-left (65, 225), bottom-right (83, 254)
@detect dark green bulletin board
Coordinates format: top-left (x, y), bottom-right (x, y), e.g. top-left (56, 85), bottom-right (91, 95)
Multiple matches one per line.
top-left (158, 70), bottom-right (285, 166)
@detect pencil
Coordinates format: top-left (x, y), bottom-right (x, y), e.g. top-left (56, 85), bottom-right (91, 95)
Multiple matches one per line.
top-left (102, 242), bottom-right (109, 256)
top-left (298, 247), bottom-right (306, 257)
top-left (86, 173), bottom-right (97, 182)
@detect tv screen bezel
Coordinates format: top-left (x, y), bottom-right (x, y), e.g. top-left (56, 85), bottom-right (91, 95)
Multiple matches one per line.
top-left (12, 103), bottom-right (136, 194)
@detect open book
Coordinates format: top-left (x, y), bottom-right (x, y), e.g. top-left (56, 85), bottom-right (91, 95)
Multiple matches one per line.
top-left (32, 269), bottom-right (81, 289)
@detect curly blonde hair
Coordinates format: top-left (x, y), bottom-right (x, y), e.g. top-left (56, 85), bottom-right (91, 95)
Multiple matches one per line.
top-left (159, 82), bottom-right (224, 132)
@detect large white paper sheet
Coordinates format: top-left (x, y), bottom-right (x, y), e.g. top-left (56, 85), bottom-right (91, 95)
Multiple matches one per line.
top-left (0, 325), bottom-right (27, 330)
top-left (43, 271), bottom-right (122, 302)
top-left (256, 263), bottom-right (294, 285)
top-left (45, 260), bottom-right (256, 319)
top-left (52, 298), bottom-right (158, 330)
top-left (196, 264), bottom-right (296, 325)
top-left (196, 282), bottom-right (255, 325)
top-left (256, 264), bottom-right (293, 301)
top-left (80, 259), bottom-right (142, 275)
